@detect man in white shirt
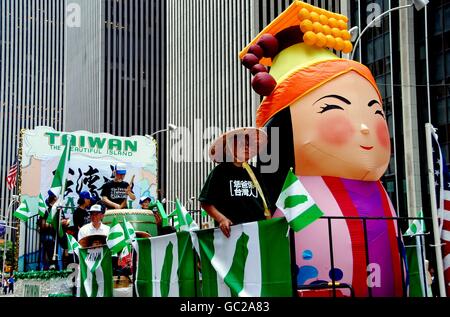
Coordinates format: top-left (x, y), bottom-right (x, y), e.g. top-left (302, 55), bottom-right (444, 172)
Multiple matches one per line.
top-left (78, 204), bottom-right (110, 242)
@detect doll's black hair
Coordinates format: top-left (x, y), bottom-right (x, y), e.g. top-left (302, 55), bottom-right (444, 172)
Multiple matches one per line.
top-left (257, 107), bottom-right (295, 209)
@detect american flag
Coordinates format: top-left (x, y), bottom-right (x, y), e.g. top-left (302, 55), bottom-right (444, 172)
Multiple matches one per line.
top-left (6, 160), bottom-right (18, 191)
top-left (430, 127), bottom-right (450, 295)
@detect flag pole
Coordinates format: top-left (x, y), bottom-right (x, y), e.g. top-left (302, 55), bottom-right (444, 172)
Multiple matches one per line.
top-left (417, 235), bottom-right (427, 297)
top-left (425, 123), bottom-right (447, 297)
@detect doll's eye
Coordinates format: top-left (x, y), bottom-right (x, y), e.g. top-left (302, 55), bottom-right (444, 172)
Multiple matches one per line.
top-left (318, 104), bottom-right (344, 113)
top-left (375, 110), bottom-right (385, 118)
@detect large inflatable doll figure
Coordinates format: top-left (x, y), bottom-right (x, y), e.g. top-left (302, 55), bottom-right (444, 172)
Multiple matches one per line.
top-left (239, 1), bottom-right (404, 297)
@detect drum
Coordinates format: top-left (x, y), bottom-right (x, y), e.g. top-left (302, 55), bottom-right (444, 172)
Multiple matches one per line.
top-left (102, 209), bottom-right (158, 237)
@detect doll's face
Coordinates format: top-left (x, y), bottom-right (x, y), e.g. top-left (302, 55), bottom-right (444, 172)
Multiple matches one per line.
top-left (290, 71), bottom-right (390, 181)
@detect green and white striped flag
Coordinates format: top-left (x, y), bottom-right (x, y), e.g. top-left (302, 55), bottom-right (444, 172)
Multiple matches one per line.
top-left (13, 200), bottom-right (31, 222)
top-left (67, 234), bottom-right (80, 256)
top-left (47, 140), bottom-right (72, 229)
top-left (49, 140), bottom-right (72, 197)
top-left (107, 217), bottom-right (127, 254)
top-left (156, 200), bottom-right (169, 227)
top-left (276, 169), bottom-right (324, 232)
top-left (197, 218), bottom-right (293, 297)
top-left (78, 246), bottom-right (113, 297)
top-left (174, 198), bottom-right (198, 232)
top-left (169, 210), bottom-right (180, 231)
top-left (48, 199), bottom-right (59, 228)
top-left (47, 198), bottom-right (65, 238)
top-left (404, 211), bottom-right (429, 296)
top-left (134, 231), bottom-right (196, 297)
top-left (122, 217), bottom-right (136, 243)
top-left (38, 193), bottom-right (47, 218)
top-left (149, 200), bottom-right (170, 227)
top-left (404, 210), bottom-right (425, 236)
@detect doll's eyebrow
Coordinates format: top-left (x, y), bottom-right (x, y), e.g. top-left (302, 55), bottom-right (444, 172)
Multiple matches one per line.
top-left (368, 100), bottom-right (381, 107)
top-left (313, 95), bottom-right (351, 105)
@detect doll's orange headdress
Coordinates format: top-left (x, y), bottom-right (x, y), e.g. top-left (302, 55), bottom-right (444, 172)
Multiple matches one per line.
top-left (239, 1), bottom-right (381, 127)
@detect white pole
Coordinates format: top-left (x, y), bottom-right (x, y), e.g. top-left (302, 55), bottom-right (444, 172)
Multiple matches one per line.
top-left (51, 204), bottom-right (63, 265)
top-left (425, 123), bottom-right (447, 297)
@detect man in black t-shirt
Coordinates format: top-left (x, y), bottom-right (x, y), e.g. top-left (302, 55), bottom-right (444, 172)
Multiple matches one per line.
top-left (199, 128), bottom-right (271, 238)
top-left (101, 163), bottom-right (136, 209)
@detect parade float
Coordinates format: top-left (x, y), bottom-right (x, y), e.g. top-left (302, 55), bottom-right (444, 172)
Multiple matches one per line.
top-left (9, 1), bottom-right (422, 298)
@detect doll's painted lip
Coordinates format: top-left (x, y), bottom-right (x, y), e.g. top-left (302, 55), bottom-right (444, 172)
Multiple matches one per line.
top-left (360, 145), bottom-right (374, 150)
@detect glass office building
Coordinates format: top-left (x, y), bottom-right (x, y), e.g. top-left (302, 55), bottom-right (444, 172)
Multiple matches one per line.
top-left (350, 0), bottom-right (450, 221)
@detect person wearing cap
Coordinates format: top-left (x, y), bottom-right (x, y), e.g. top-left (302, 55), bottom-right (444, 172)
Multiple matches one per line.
top-left (101, 163), bottom-right (136, 210)
top-left (238, 1), bottom-right (403, 296)
top-left (44, 189), bottom-right (57, 208)
top-left (72, 191), bottom-right (93, 240)
top-left (199, 128), bottom-right (272, 238)
top-left (139, 196), bottom-right (151, 209)
top-left (78, 204), bottom-right (110, 241)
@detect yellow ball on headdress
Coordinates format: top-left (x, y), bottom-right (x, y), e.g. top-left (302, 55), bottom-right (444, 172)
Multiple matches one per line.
top-left (303, 31), bottom-right (317, 46)
top-left (338, 19), bottom-right (348, 30)
top-left (341, 30), bottom-right (351, 41)
top-left (316, 33), bottom-right (327, 48)
top-left (343, 41), bottom-right (353, 54)
top-left (310, 12), bottom-right (320, 22)
top-left (298, 8), bottom-right (310, 21)
top-left (326, 34), bottom-right (336, 48)
top-left (331, 27), bottom-right (341, 38)
top-left (322, 25), bottom-right (331, 35)
top-left (329, 17), bottom-right (338, 28)
top-left (319, 14), bottom-right (328, 25)
top-left (334, 37), bottom-right (345, 51)
top-left (313, 22), bottom-right (323, 33)
top-left (300, 19), bottom-right (313, 33)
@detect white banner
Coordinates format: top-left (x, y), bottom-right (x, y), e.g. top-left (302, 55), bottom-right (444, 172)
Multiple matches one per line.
top-left (19, 126), bottom-right (158, 270)
top-left (21, 126), bottom-right (158, 212)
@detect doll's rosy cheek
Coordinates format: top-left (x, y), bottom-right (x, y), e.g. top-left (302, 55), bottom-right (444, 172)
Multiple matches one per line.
top-left (376, 120), bottom-right (390, 149)
top-left (317, 115), bottom-right (355, 146)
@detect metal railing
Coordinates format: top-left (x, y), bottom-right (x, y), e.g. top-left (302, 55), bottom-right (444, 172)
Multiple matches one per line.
top-left (294, 215), bottom-right (438, 298)
top-left (22, 215), bottom-right (40, 271)
top-left (183, 212), bottom-right (439, 298)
